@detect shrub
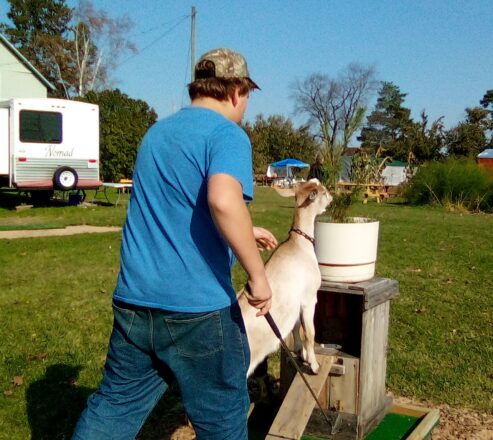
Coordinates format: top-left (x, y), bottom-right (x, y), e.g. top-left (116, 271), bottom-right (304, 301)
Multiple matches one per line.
top-left (79, 89), bottom-right (158, 182)
top-left (405, 158), bottom-right (493, 212)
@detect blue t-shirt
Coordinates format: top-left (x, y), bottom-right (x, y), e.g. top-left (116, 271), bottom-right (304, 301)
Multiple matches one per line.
top-left (114, 107), bottom-right (253, 312)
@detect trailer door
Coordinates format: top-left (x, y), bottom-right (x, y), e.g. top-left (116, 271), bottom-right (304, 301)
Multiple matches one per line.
top-left (0, 108), bottom-right (8, 176)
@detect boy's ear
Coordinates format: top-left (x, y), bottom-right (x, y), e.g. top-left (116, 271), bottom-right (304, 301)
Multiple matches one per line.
top-left (231, 88), bottom-right (240, 106)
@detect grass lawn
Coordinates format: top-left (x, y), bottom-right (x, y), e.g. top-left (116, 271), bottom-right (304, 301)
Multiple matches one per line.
top-left (0, 186), bottom-right (492, 439)
top-left (0, 189), bottom-right (128, 230)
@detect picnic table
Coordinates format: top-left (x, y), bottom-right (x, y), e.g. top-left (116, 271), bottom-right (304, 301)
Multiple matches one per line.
top-left (337, 182), bottom-right (390, 203)
top-left (93, 182), bottom-right (132, 206)
top-left (254, 174), bottom-right (277, 186)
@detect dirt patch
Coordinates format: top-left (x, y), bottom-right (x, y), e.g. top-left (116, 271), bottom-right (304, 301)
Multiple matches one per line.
top-left (0, 225), bottom-right (121, 239)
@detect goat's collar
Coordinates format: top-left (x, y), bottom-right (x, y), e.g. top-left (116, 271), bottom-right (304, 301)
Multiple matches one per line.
top-left (290, 227), bottom-right (315, 246)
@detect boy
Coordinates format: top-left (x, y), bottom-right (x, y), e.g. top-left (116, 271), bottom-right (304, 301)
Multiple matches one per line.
top-left (72, 48), bottom-right (276, 440)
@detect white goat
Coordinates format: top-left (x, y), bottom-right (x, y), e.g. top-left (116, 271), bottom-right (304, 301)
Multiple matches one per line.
top-left (238, 179), bottom-right (332, 376)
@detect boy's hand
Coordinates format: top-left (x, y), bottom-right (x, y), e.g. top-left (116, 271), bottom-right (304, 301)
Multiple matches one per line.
top-left (253, 227), bottom-right (278, 251)
top-left (245, 276), bottom-right (272, 317)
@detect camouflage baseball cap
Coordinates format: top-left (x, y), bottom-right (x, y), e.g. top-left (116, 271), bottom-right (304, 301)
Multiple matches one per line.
top-left (194, 48), bottom-right (259, 89)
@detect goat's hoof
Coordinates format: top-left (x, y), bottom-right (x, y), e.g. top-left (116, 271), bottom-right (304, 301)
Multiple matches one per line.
top-left (310, 362), bottom-right (320, 374)
top-left (294, 345), bottom-right (303, 357)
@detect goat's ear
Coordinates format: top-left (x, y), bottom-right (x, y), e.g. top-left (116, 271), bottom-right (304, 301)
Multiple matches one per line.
top-left (296, 188), bottom-right (318, 207)
top-left (274, 187), bottom-right (296, 198)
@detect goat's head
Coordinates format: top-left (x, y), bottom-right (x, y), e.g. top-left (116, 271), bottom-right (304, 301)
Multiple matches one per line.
top-left (275, 179), bottom-right (332, 215)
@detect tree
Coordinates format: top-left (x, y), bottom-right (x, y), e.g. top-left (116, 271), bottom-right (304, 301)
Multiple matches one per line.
top-left (291, 63), bottom-right (377, 174)
top-left (360, 82), bottom-right (444, 164)
top-left (1, 0), bottom-right (136, 98)
top-left (480, 89), bottom-right (493, 147)
top-left (406, 111), bottom-right (444, 163)
top-left (0, 0), bottom-right (73, 96)
top-left (445, 107), bottom-right (490, 157)
top-left (67, 0), bottom-right (137, 97)
top-left (359, 82), bottom-right (413, 154)
top-left (242, 115), bottom-right (319, 174)
top-left (480, 89), bottom-right (493, 110)
top-left (79, 89), bottom-right (157, 182)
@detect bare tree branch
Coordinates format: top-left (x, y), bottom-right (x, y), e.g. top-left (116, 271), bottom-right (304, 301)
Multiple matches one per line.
top-left (291, 63), bottom-right (377, 172)
top-left (69, 0), bottom-right (137, 97)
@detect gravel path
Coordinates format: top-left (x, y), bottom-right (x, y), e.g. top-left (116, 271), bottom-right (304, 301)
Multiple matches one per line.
top-left (0, 225), bottom-right (121, 239)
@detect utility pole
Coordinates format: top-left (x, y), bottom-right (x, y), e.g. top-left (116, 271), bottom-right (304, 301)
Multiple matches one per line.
top-left (190, 6), bottom-right (196, 82)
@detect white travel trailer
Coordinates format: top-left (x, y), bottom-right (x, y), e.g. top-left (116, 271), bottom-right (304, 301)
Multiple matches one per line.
top-left (0, 98), bottom-right (102, 197)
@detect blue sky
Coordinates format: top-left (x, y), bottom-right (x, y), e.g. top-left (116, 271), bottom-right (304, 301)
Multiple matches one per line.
top-left (2, 0), bottom-right (492, 136)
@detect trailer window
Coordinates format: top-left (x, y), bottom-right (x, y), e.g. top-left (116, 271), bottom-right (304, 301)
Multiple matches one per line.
top-left (19, 110), bottom-right (62, 143)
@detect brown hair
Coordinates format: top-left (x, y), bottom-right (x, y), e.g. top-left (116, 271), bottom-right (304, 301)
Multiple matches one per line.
top-left (188, 77), bottom-right (257, 101)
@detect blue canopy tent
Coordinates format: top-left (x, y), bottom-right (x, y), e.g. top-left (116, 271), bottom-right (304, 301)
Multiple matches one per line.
top-left (267, 158), bottom-right (309, 182)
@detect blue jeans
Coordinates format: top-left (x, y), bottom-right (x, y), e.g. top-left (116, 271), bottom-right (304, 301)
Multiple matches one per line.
top-left (72, 300), bottom-right (250, 440)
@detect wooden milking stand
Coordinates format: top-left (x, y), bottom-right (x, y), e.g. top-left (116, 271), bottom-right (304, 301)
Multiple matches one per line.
top-left (267, 277), bottom-right (399, 439)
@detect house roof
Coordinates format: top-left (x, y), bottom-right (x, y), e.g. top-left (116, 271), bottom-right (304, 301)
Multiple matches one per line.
top-left (0, 33), bottom-right (56, 91)
top-left (478, 149), bottom-right (493, 159)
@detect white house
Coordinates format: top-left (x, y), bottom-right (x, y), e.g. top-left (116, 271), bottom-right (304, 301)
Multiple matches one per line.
top-left (0, 33), bottom-right (55, 99)
top-left (381, 161), bottom-right (408, 186)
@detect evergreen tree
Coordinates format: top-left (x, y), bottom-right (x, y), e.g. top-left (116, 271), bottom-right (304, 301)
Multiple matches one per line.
top-left (480, 89), bottom-right (493, 110)
top-left (407, 111), bottom-right (444, 163)
top-left (480, 89), bottom-right (493, 147)
top-left (445, 107), bottom-right (490, 156)
top-left (359, 81), bottom-right (413, 157)
top-left (360, 82), bottom-right (444, 164)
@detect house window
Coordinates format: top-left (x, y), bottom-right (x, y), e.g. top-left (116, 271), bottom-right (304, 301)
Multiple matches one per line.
top-left (19, 110), bottom-right (62, 143)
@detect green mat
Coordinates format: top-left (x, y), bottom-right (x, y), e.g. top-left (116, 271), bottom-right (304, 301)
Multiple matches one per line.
top-left (365, 413), bottom-right (420, 439)
top-left (300, 412), bottom-right (421, 440)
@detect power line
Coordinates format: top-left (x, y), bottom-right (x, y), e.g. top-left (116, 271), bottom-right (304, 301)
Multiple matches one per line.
top-left (128, 15), bottom-right (189, 39)
top-left (119, 14), bottom-right (189, 66)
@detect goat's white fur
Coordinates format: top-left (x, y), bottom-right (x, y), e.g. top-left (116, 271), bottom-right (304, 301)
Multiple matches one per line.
top-left (239, 179), bottom-right (332, 376)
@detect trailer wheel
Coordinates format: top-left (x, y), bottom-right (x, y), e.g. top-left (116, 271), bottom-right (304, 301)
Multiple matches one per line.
top-left (53, 167), bottom-right (78, 191)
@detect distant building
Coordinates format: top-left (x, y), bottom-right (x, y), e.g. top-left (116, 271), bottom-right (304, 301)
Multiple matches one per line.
top-left (0, 33), bottom-right (55, 99)
top-left (477, 149), bottom-right (493, 171)
top-left (381, 161), bottom-right (409, 186)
